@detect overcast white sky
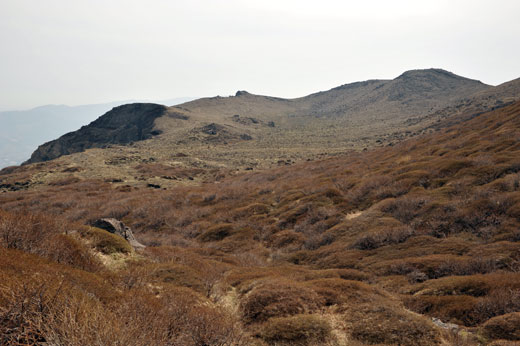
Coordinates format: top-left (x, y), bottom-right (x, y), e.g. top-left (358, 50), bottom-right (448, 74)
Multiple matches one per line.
top-left (1, 0), bottom-right (519, 110)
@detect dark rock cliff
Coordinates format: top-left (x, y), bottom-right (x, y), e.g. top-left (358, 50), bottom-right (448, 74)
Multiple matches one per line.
top-left (24, 103), bottom-right (167, 164)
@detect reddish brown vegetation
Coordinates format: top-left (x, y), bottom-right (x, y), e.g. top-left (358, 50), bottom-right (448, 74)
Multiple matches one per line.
top-left (482, 312), bottom-right (520, 341)
top-left (1, 101), bottom-right (520, 344)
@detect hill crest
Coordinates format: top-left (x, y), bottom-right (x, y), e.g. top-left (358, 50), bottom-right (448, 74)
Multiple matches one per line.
top-left (24, 103), bottom-right (167, 164)
top-left (22, 68), bottom-right (500, 174)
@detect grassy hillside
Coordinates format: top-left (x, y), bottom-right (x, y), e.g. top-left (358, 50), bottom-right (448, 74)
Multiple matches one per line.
top-left (1, 99), bottom-right (519, 344)
top-left (22, 69), bottom-right (492, 178)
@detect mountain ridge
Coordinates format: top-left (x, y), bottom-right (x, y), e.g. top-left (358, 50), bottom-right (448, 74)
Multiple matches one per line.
top-left (17, 68), bottom-right (519, 193)
top-left (24, 68), bottom-right (494, 171)
top-left (24, 103), bottom-right (168, 164)
top-left (0, 97), bottom-right (195, 168)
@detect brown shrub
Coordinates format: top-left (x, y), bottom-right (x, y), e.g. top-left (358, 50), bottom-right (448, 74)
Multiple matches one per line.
top-left (482, 312), bottom-right (520, 341)
top-left (351, 226), bottom-right (414, 250)
top-left (267, 230), bottom-right (305, 249)
top-left (508, 197), bottom-right (520, 220)
top-left (276, 204), bottom-right (312, 230)
top-left (302, 268), bottom-right (370, 282)
top-left (152, 264), bottom-right (205, 293)
top-left (48, 176), bottom-right (81, 186)
top-left (0, 210), bottom-right (59, 252)
top-left (240, 281), bottom-right (324, 324)
top-left (0, 277), bottom-right (120, 346)
top-left (374, 254), bottom-right (496, 280)
top-left (233, 203), bottom-right (270, 217)
top-left (258, 314), bottom-right (332, 345)
top-left (82, 227), bottom-right (133, 254)
top-left (0, 250), bottom-right (126, 345)
top-left (404, 295), bottom-right (479, 326)
top-left (346, 303), bottom-right (442, 346)
top-left (488, 341), bottom-right (520, 346)
top-left (437, 159), bottom-right (474, 178)
top-left (157, 296), bottom-right (247, 346)
top-left (40, 234), bottom-right (101, 272)
top-left (410, 273), bottom-right (520, 297)
top-left (0, 248), bottom-right (247, 345)
top-left (336, 268), bottom-right (371, 281)
top-left (379, 196), bottom-right (428, 224)
top-left (305, 278), bottom-right (381, 308)
top-left (471, 288), bottom-right (520, 325)
top-left (0, 211), bottom-right (100, 271)
top-left (198, 223), bottom-right (234, 242)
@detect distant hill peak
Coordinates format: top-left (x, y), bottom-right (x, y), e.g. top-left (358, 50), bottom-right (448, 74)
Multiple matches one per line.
top-left (396, 68), bottom-right (487, 84)
top-left (398, 68), bottom-right (454, 77)
top-left (235, 90), bottom-right (251, 97)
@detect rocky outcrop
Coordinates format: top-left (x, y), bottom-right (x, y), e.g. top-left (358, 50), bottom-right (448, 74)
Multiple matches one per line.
top-left (24, 103), bottom-right (167, 164)
top-left (91, 218), bottom-right (145, 250)
top-left (190, 123), bottom-right (253, 143)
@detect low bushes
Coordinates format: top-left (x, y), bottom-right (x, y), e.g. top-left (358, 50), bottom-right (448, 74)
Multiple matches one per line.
top-left (83, 227), bottom-right (132, 254)
top-left (346, 303), bottom-right (441, 346)
top-left (304, 278), bottom-right (380, 308)
top-left (258, 314), bottom-right (332, 345)
top-left (152, 264), bottom-right (205, 293)
top-left (267, 230), bottom-right (305, 249)
top-left (0, 248), bottom-right (249, 346)
top-left (379, 196), bottom-right (429, 224)
top-left (482, 312), bottom-right (520, 341)
top-left (404, 295), bottom-right (480, 326)
top-left (373, 254), bottom-right (498, 280)
top-left (198, 223), bottom-right (234, 242)
top-left (41, 234), bottom-right (101, 271)
top-left (0, 210), bottom-right (101, 271)
top-left (0, 210), bottom-right (59, 252)
top-left (410, 273), bottom-right (520, 297)
top-left (233, 203), bottom-right (270, 217)
top-left (351, 226), bottom-right (414, 250)
top-left (406, 274), bottom-right (520, 326)
top-left (240, 280), bottom-right (323, 324)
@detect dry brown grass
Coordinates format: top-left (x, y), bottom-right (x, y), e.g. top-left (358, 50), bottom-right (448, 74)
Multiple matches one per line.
top-left (345, 302), bottom-right (442, 346)
top-left (481, 312), bottom-right (520, 341)
top-left (1, 102), bottom-right (520, 344)
top-left (240, 279), bottom-right (324, 324)
top-left (257, 314), bottom-right (332, 345)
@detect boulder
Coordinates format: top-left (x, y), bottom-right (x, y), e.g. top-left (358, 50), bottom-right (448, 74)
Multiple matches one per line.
top-left (91, 218), bottom-right (145, 250)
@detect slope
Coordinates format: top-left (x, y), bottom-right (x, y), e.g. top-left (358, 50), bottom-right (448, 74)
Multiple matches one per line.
top-left (409, 76), bottom-right (520, 129)
top-left (1, 100), bottom-right (519, 344)
top-left (20, 69), bottom-right (493, 188)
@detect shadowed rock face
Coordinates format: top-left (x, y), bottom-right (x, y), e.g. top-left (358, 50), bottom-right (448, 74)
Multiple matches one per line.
top-left (24, 103), bottom-right (167, 164)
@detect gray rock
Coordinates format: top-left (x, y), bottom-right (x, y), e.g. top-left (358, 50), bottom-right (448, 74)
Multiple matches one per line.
top-left (91, 218), bottom-right (145, 250)
top-left (432, 317), bottom-right (459, 332)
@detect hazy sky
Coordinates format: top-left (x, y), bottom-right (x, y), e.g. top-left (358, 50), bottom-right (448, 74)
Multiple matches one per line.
top-left (1, 0), bottom-right (519, 110)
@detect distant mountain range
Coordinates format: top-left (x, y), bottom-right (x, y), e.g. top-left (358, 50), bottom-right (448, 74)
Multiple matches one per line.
top-left (0, 97), bottom-right (194, 167)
